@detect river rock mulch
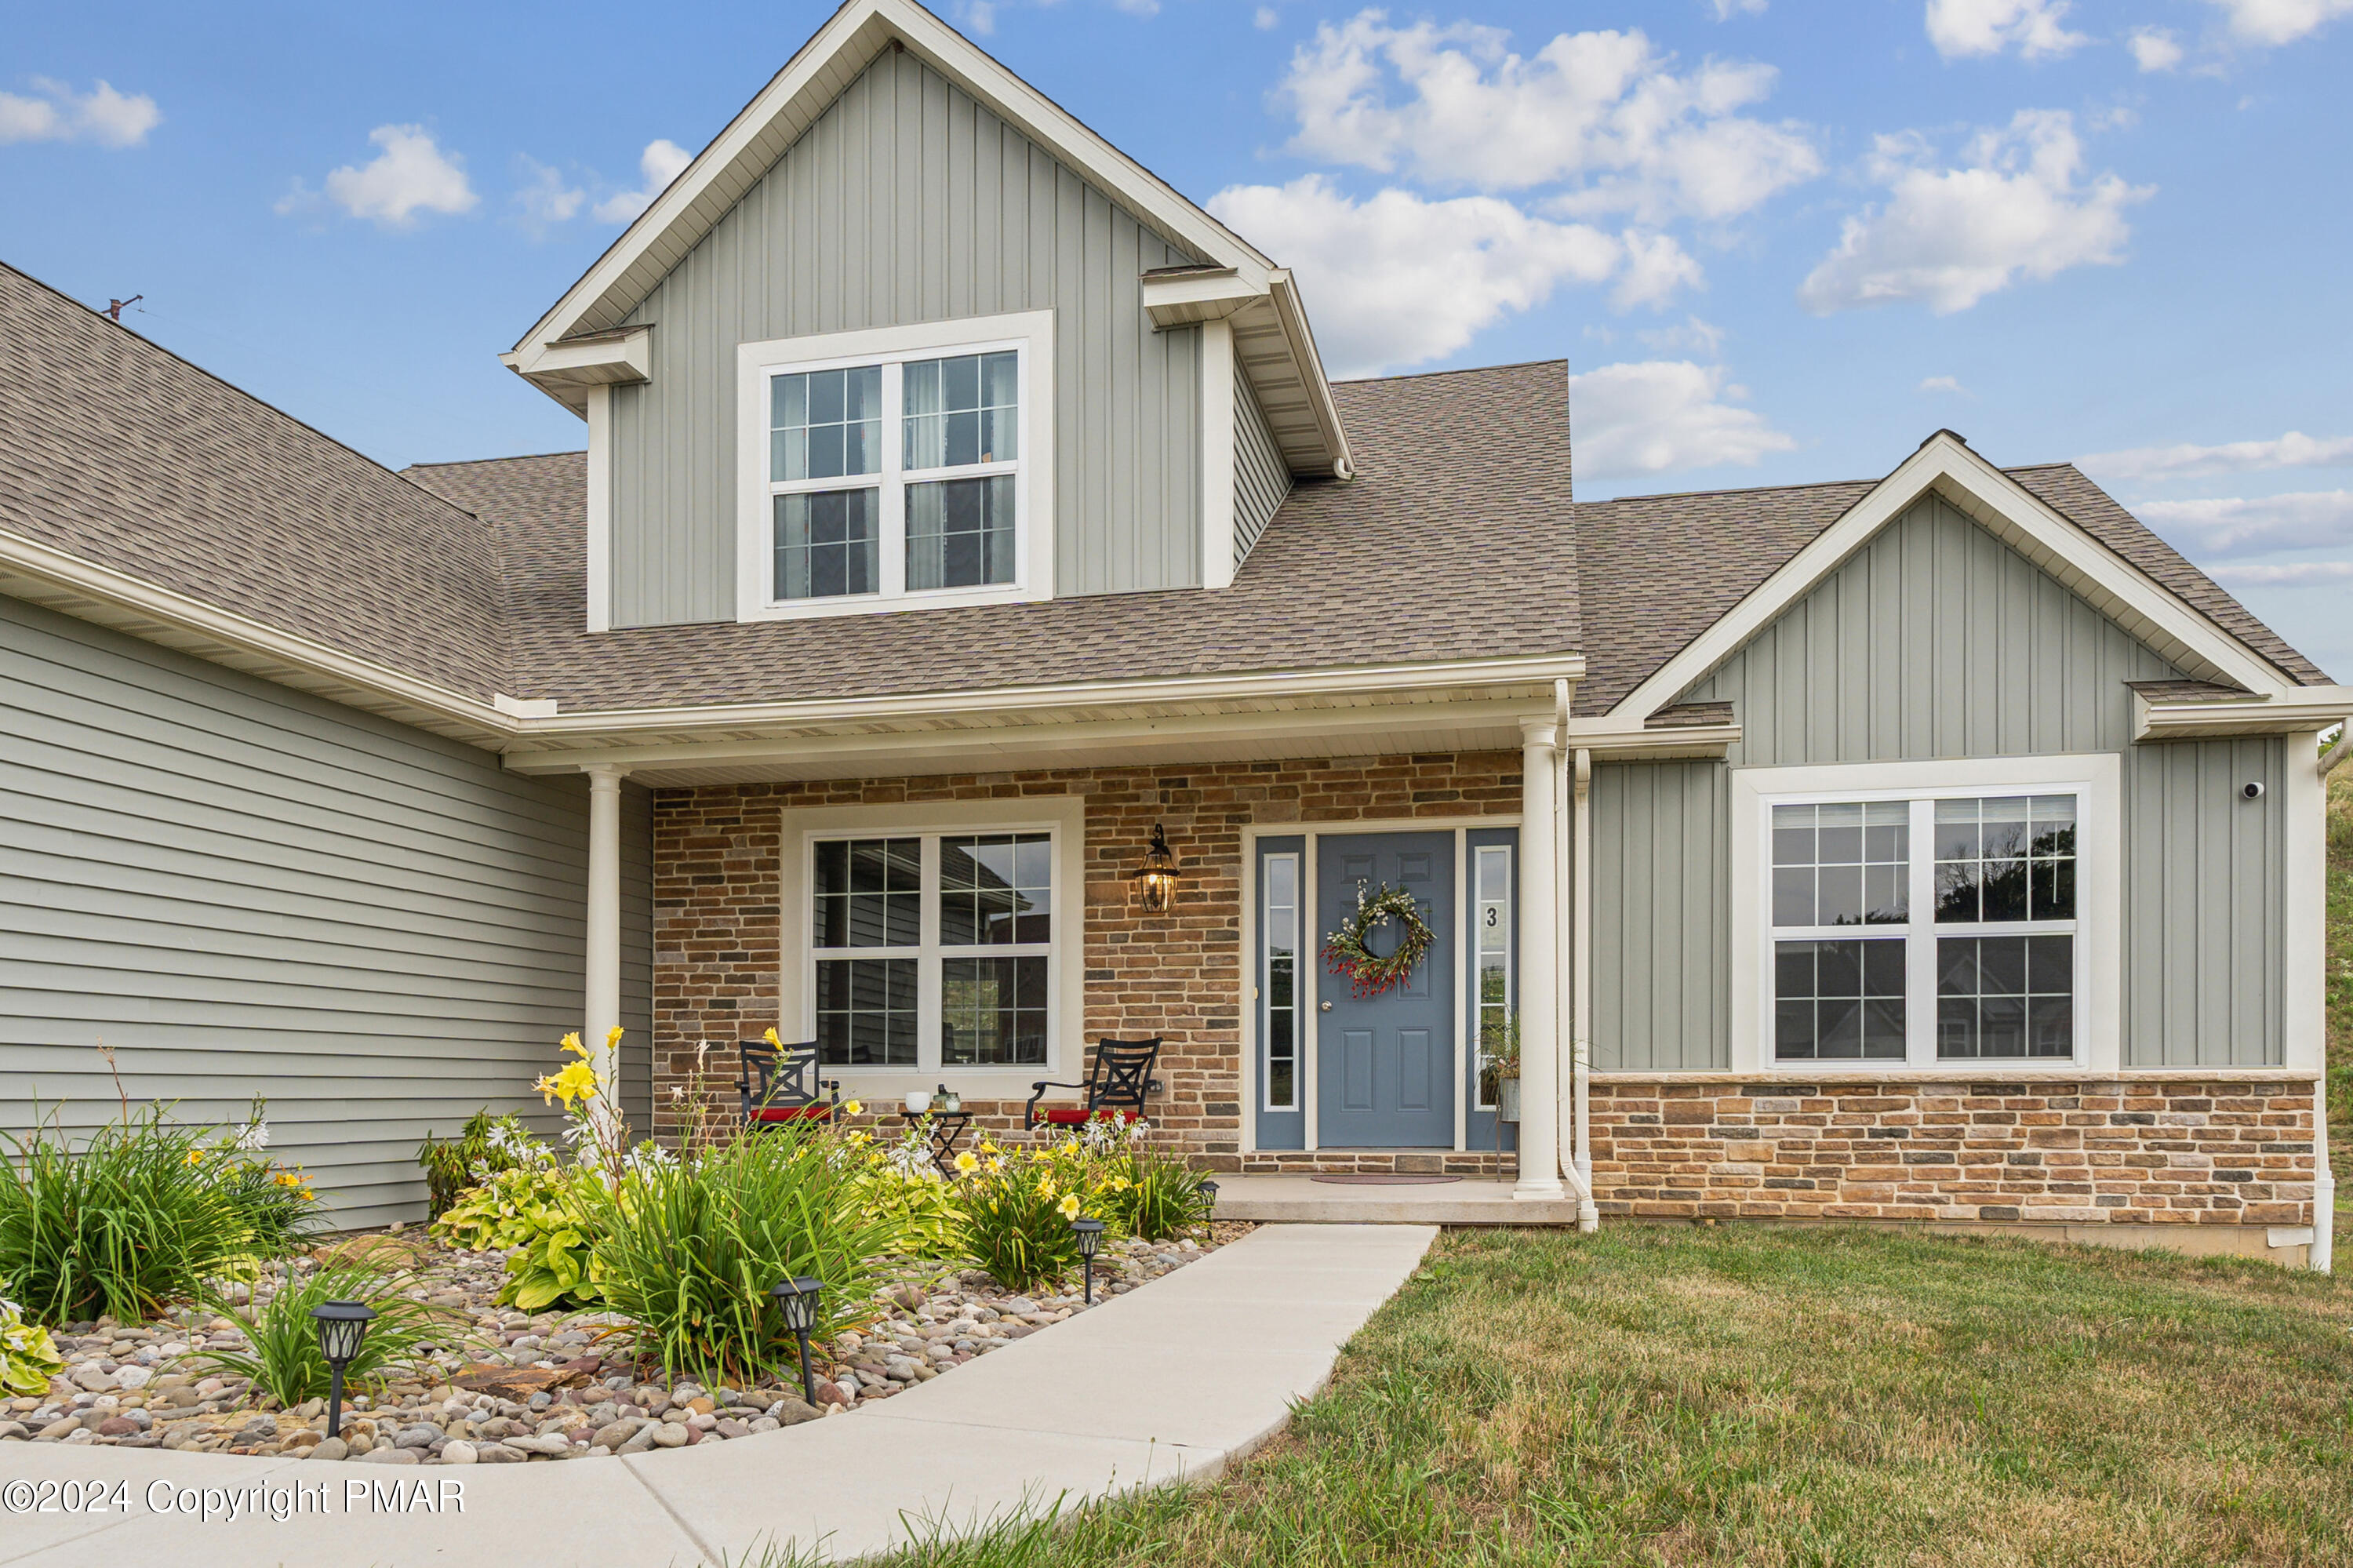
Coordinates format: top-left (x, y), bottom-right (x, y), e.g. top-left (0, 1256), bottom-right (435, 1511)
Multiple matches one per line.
top-left (0, 1221), bottom-right (1257, 1464)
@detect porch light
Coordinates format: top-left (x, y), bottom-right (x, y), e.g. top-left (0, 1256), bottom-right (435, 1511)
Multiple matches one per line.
top-left (1132, 824), bottom-right (1181, 913)
top-left (1069, 1217), bottom-right (1105, 1304)
top-left (311, 1300), bottom-right (374, 1442)
top-left (772, 1275), bottom-right (824, 1410)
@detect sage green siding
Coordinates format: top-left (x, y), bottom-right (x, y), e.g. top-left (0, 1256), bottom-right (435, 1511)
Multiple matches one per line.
top-left (1233, 358), bottom-right (1289, 569)
top-left (611, 49), bottom-right (1206, 628)
top-left (1593, 494), bottom-right (2286, 1070)
top-left (0, 595), bottom-right (649, 1228)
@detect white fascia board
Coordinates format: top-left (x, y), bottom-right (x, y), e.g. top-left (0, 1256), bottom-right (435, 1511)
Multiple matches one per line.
top-left (2133, 686), bottom-right (2353, 741)
top-left (1268, 270), bottom-right (1352, 480)
top-left (0, 523), bottom-right (517, 744)
top-left (1143, 269), bottom-right (1260, 329)
top-left (1612, 433), bottom-right (2298, 722)
top-left (511, 0), bottom-right (1271, 360)
top-left (1562, 719), bottom-right (1741, 759)
top-left (504, 328), bottom-right (654, 406)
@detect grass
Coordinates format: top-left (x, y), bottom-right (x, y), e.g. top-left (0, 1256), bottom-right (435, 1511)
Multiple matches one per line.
top-left (769, 1223), bottom-right (2353, 1568)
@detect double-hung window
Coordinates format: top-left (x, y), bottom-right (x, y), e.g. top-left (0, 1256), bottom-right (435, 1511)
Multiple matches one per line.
top-left (806, 829), bottom-right (1056, 1072)
top-left (738, 313), bottom-right (1053, 621)
top-left (1741, 760), bottom-right (2109, 1070)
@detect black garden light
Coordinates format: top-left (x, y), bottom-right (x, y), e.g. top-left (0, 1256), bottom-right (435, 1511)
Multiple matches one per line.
top-left (1131, 823), bottom-right (1181, 914)
top-left (772, 1275), bottom-right (824, 1410)
top-left (1069, 1217), bottom-right (1106, 1304)
top-left (311, 1300), bottom-right (375, 1442)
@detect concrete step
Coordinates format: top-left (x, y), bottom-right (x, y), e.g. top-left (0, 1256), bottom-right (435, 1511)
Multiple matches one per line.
top-left (1213, 1175), bottom-right (1585, 1226)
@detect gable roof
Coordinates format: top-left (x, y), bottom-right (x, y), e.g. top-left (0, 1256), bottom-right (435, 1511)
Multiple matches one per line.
top-left (504, 0), bottom-right (1351, 476)
top-left (0, 261), bottom-right (513, 715)
top-left (408, 360), bottom-right (1577, 713)
top-left (1577, 434), bottom-right (2335, 718)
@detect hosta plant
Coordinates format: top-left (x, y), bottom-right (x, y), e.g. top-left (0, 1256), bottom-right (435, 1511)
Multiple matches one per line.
top-left (431, 1162), bottom-right (609, 1310)
top-left (0, 1291), bottom-right (64, 1397)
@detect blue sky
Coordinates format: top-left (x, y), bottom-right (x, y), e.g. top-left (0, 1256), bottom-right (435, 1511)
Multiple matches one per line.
top-left (4, 0), bottom-right (2349, 677)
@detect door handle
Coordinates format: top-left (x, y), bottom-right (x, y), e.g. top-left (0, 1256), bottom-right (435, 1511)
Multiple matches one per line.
top-left (1319, 1001), bottom-right (1333, 1012)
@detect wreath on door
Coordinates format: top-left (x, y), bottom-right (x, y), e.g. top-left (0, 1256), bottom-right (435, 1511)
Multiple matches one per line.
top-left (1322, 882), bottom-right (1437, 999)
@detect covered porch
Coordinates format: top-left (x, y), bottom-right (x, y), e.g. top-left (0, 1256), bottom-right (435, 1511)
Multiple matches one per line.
top-left (500, 660), bottom-right (1741, 1224)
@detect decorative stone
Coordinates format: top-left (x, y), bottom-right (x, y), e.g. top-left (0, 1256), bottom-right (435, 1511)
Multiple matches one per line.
top-left (441, 1440), bottom-right (478, 1464)
top-left (358, 1445), bottom-right (420, 1465)
top-left (305, 1437), bottom-right (348, 1461)
top-left (649, 1422), bottom-right (689, 1448)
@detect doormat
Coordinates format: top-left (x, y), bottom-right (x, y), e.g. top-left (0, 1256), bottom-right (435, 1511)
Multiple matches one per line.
top-left (1307, 1173), bottom-right (1464, 1185)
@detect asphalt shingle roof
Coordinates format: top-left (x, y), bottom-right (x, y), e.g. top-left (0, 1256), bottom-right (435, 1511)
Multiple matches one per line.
top-left (0, 262), bottom-right (511, 700)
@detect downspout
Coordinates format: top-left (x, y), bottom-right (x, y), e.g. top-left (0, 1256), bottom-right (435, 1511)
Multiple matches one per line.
top-left (2315, 728), bottom-right (2346, 1273)
top-left (1554, 676), bottom-right (1599, 1229)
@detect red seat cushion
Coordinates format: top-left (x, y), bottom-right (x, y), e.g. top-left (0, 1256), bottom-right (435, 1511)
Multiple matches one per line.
top-left (1039, 1108), bottom-right (1140, 1126)
top-left (747, 1104), bottom-right (832, 1122)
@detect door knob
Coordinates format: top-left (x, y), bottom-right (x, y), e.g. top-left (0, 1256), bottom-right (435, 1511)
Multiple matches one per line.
top-left (1319, 1001), bottom-right (1333, 1012)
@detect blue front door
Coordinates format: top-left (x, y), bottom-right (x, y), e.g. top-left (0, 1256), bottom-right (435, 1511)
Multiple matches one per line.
top-left (1317, 831), bottom-right (1454, 1148)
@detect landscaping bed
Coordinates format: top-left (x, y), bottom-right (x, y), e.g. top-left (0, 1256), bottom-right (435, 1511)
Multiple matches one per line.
top-left (0, 1221), bottom-right (1255, 1463)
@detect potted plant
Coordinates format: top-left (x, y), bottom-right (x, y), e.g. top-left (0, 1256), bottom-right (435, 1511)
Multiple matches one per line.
top-left (1482, 1013), bottom-right (1522, 1122)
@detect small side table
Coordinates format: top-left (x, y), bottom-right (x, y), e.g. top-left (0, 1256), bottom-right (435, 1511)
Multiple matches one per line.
top-left (899, 1110), bottom-right (974, 1176)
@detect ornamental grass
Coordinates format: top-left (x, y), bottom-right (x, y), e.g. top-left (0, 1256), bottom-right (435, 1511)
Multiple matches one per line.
top-left (191, 1261), bottom-right (463, 1409)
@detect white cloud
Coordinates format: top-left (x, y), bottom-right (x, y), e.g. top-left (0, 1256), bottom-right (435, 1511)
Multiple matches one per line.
top-left (1710, 0), bottom-right (1769, 16)
top-left (513, 158), bottom-right (584, 231)
top-left (286, 125), bottom-right (476, 227)
top-left (1111, 0), bottom-right (1161, 13)
top-left (2128, 27), bottom-right (2187, 70)
top-left (1257, 6), bottom-right (1280, 27)
top-left (1209, 176), bottom-right (1627, 375)
top-left (1570, 359), bottom-right (1795, 480)
top-left (593, 138), bottom-right (694, 224)
top-left (2203, 560), bottom-right (2353, 586)
top-left (1798, 111), bottom-right (2150, 315)
top-left (2206, 0), bottom-right (2353, 45)
top-left (967, 1), bottom-right (997, 32)
top-left (1611, 231), bottom-right (1704, 311)
top-left (1637, 314), bottom-right (1726, 356)
top-left (2079, 430), bottom-right (2353, 480)
top-left (1919, 374), bottom-right (1969, 394)
top-left (1925, 0), bottom-right (2089, 59)
top-left (2132, 490), bottom-right (2353, 555)
top-left (0, 78), bottom-right (160, 147)
top-left (1274, 13), bottom-right (1818, 221)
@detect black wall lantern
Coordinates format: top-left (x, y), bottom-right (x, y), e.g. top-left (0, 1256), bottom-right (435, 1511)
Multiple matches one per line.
top-left (1069, 1217), bottom-right (1106, 1304)
top-left (772, 1275), bottom-right (824, 1410)
top-left (1132, 823), bottom-right (1181, 913)
top-left (311, 1300), bottom-right (375, 1442)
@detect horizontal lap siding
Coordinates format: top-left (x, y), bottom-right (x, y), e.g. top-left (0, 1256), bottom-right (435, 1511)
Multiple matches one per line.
top-left (612, 49), bottom-right (1204, 627)
top-left (1232, 362), bottom-right (1289, 569)
top-left (0, 595), bottom-right (613, 1228)
top-left (1604, 496), bottom-right (2283, 1070)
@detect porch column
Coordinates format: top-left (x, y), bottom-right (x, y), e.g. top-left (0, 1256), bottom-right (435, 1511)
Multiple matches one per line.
top-left (584, 764), bottom-right (629, 1139)
top-left (1515, 718), bottom-right (1566, 1199)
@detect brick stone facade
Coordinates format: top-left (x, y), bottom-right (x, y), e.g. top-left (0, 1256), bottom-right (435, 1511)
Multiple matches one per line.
top-left (1590, 1075), bottom-right (2319, 1237)
top-left (650, 751), bottom-right (1521, 1148)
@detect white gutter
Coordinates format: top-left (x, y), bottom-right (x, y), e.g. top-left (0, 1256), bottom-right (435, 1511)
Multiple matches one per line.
top-left (2314, 722), bottom-right (2343, 1275)
top-left (1555, 675), bottom-right (1598, 1228)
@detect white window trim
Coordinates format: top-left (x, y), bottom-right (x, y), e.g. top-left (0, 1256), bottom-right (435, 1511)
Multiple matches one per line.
top-left (1729, 754), bottom-right (2122, 1076)
top-left (776, 796), bottom-right (1084, 1097)
top-left (734, 311), bottom-right (1058, 624)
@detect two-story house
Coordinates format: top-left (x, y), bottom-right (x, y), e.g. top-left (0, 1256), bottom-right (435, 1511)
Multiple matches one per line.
top-left (0, 0), bottom-right (2341, 1265)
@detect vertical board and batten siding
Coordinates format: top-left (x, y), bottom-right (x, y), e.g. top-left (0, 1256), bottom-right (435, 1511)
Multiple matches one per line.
top-left (610, 49), bottom-right (1205, 628)
top-left (1591, 494), bottom-right (2286, 1071)
top-left (0, 595), bottom-right (646, 1228)
top-left (1232, 358), bottom-right (1290, 569)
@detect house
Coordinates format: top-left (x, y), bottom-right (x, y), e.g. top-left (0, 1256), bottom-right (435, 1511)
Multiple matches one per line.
top-left (0, 0), bottom-right (2342, 1264)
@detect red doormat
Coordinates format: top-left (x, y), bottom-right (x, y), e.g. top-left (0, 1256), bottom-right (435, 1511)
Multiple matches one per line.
top-left (1307, 1173), bottom-right (1464, 1185)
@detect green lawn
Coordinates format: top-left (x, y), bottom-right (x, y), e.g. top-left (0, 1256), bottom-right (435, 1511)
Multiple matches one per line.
top-left (809, 1224), bottom-right (2351, 1568)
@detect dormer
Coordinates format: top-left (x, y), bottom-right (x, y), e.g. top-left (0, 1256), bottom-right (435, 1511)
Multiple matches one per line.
top-left (500, 0), bottom-right (1348, 634)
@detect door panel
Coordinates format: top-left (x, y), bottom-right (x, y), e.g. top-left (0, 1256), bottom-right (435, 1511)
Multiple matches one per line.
top-left (1317, 831), bottom-right (1455, 1148)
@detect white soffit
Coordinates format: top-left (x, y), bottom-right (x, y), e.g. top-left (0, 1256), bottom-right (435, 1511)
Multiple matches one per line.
top-left (1612, 431), bottom-right (2303, 719)
top-left (2133, 686), bottom-right (2353, 741)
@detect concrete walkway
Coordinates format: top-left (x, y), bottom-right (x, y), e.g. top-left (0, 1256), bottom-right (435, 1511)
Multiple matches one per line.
top-left (0, 1224), bottom-right (1436, 1567)
top-left (1214, 1173), bottom-right (1584, 1226)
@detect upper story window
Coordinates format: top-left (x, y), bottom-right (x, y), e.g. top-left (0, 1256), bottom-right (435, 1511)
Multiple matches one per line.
top-left (736, 312), bottom-right (1056, 622)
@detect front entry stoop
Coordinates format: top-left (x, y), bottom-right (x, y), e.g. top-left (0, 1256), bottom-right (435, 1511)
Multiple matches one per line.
top-left (1213, 1174), bottom-right (1584, 1226)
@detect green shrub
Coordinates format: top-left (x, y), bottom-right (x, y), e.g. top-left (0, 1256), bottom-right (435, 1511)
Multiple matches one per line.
top-left (1105, 1144), bottom-right (1216, 1242)
top-left (954, 1141), bottom-right (1123, 1293)
top-left (589, 1124), bottom-right (900, 1389)
top-left (415, 1109), bottom-right (533, 1220)
top-left (0, 1292), bottom-right (64, 1396)
top-left (0, 1106), bottom-right (253, 1326)
top-left (192, 1262), bottom-right (462, 1407)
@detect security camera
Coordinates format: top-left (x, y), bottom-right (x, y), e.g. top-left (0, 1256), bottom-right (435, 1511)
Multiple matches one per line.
top-left (2241, 781), bottom-right (2265, 800)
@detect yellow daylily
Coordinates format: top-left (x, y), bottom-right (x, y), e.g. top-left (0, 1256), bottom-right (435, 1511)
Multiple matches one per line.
top-left (536, 1058), bottom-right (599, 1107)
top-left (183, 1148), bottom-right (204, 1167)
top-left (559, 1031), bottom-right (588, 1058)
top-left (764, 1025), bottom-right (784, 1048)
top-left (953, 1150), bottom-right (979, 1174)
top-left (606, 1025), bottom-right (625, 1048)
top-left (842, 1100), bottom-right (864, 1118)
top-left (1058, 1193), bottom-right (1082, 1221)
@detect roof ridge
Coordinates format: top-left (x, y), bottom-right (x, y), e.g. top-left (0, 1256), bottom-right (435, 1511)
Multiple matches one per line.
top-left (1333, 358), bottom-right (1567, 387)
top-left (405, 449), bottom-right (589, 471)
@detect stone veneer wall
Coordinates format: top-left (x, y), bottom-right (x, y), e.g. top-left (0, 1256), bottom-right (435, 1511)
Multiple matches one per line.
top-left (649, 752), bottom-right (1522, 1148)
top-left (1589, 1075), bottom-right (2318, 1236)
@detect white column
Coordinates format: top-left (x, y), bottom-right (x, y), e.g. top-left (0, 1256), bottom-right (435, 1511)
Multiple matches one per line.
top-left (1515, 718), bottom-right (1566, 1199)
top-left (1572, 746), bottom-right (1599, 1229)
top-left (584, 764), bottom-right (629, 1139)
